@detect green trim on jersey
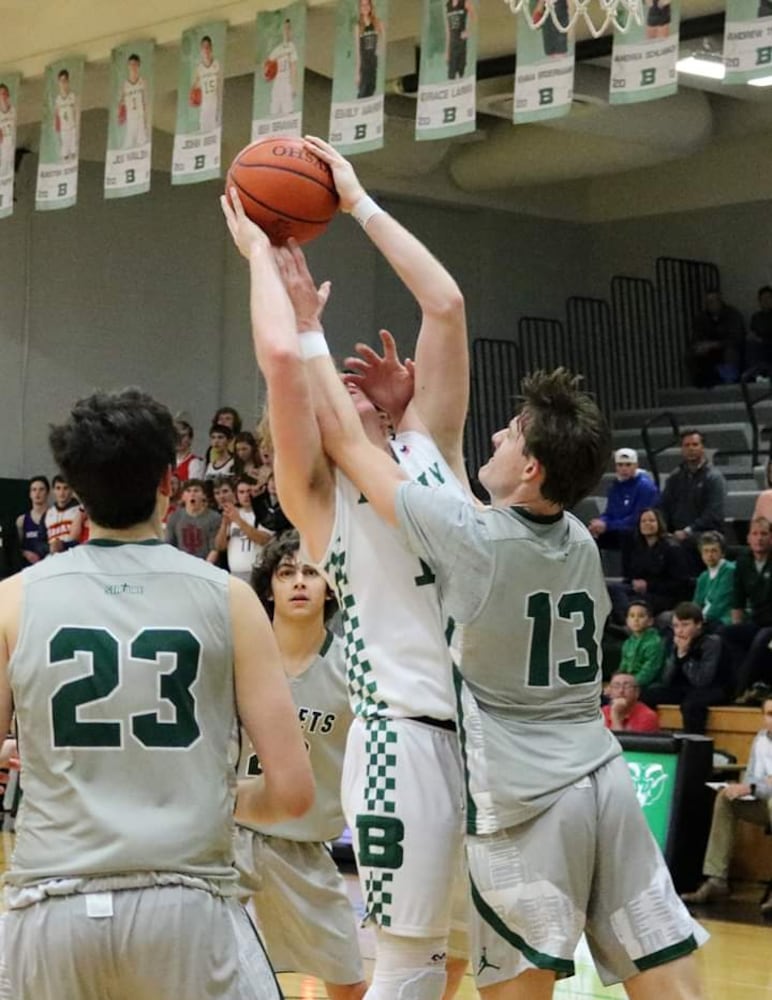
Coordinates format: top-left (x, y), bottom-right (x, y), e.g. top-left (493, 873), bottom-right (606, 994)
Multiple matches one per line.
top-left (452, 664), bottom-right (477, 834)
top-left (319, 628), bottom-right (334, 658)
top-left (325, 543), bottom-right (387, 719)
top-left (358, 718), bottom-right (399, 928)
top-left (634, 935), bottom-right (698, 973)
top-left (470, 878), bottom-right (575, 975)
top-left (511, 506), bottom-right (563, 525)
top-left (87, 538), bottom-right (164, 547)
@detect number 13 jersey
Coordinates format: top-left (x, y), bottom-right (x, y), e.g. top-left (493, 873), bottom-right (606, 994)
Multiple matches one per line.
top-left (7, 540), bottom-right (238, 887)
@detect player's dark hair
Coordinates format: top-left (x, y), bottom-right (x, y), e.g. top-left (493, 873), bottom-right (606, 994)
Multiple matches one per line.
top-left (29, 475), bottom-right (50, 491)
top-left (49, 388), bottom-right (175, 530)
top-left (672, 601), bottom-right (703, 624)
top-left (57, 69), bottom-right (69, 80)
top-left (128, 53), bottom-right (140, 63)
top-left (0, 84), bottom-right (9, 95)
top-left (252, 529), bottom-right (337, 623)
top-left (213, 406), bottom-right (242, 434)
top-left (201, 35), bottom-right (212, 45)
top-left (518, 369), bottom-right (611, 510)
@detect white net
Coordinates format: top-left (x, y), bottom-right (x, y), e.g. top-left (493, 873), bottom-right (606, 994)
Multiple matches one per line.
top-left (501, 0), bottom-right (644, 40)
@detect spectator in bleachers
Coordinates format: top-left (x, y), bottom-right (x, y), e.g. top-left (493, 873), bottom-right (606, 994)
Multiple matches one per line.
top-left (751, 456), bottom-right (772, 523)
top-left (214, 477), bottom-right (273, 583)
top-left (693, 531), bottom-right (736, 627)
top-left (722, 516), bottom-right (772, 702)
top-left (681, 695), bottom-right (772, 914)
top-left (252, 472), bottom-right (292, 535)
top-left (619, 599), bottom-right (665, 688)
top-left (641, 602), bottom-right (732, 734)
top-left (211, 474), bottom-right (236, 513)
top-left (746, 285), bottom-right (772, 374)
top-left (204, 423), bottom-right (235, 479)
top-left (164, 479), bottom-right (221, 562)
top-left (233, 431), bottom-right (261, 480)
top-left (660, 428), bottom-right (727, 571)
top-left (608, 507), bottom-right (693, 623)
top-left (588, 447), bottom-right (659, 575)
top-left (212, 406), bottom-right (242, 437)
top-left (43, 475), bottom-right (82, 554)
top-left (16, 476), bottom-right (50, 566)
top-left (602, 672), bottom-right (660, 733)
top-left (686, 290), bottom-right (745, 387)
top-left (173, 419), bottom-right (205, 483)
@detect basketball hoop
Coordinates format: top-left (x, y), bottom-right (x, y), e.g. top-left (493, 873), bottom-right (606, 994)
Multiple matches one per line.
top-left (500, 0), bottom-right (643, 40)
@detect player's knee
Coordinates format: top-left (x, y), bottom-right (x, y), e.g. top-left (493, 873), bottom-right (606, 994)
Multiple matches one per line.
top-left (368, 932), bottom-right (448, 1000)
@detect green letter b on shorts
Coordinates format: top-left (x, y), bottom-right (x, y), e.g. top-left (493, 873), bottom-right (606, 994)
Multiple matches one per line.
top-left (356, 815), bottom-right (405, 868)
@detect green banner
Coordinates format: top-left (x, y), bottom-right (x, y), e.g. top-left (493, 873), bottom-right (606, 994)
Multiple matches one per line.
top-left (609, 1), bottom-right (680, 104)
top-left (416, 0), bottom-right (478, 141)
top-left (0, 72), bottom-right (20, 219)
top-left (624, 750), bottom-right (678, 851)
top-left (172, 21), bottom-right (226, 185)
top-left (36, 57), bottom-right (84, 211)
top-left (513, 4), bottom-right (575, 123)
top-left (252, 2), bottom-right (307, 141)
top-left (724, 0), bottom-right (772, 84)
top-left (104, 41), bottom-right (154, 199)
top-left (329, 0), bottom-right (388, 154)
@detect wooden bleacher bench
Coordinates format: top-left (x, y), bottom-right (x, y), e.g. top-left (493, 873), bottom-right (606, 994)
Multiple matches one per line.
top-left (656, 704), bottom-right (772, 882)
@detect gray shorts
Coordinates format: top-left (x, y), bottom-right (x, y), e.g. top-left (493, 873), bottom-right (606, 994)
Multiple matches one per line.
top-left (234, 827), bottom-right (365, 985)
top-left (467, 755), bottom-right (708, 988)
top-left (0, 883), bottom-right (280, 1000)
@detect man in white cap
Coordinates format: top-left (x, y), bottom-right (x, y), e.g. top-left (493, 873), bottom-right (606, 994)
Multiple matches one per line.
top-left (589, 447), bottom-right (660, 575)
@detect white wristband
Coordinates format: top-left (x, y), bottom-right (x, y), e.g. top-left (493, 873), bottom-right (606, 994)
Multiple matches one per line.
top-left (298, 330), bottom-right (330, 360)
top-left (350, 194), bottom-right (385, 230)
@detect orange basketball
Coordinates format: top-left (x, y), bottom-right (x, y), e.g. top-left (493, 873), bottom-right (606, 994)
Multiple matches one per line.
top-left (189, 85), bottom-right (202, 107)
top-left (263, 58), bottom-right (279, 82)
top-left (226, 137), bottom-right (339, 246)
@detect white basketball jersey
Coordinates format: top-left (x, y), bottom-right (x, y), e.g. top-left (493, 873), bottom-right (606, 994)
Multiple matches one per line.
top-left (0, 105), bottom-right (15, 173)
top-left (198, 60), bottom-right (220, 105)
top-left (122, 77), bottom-right (146, 118)
top-left (322, 431), bottom-right (465, 722)
top-left (269, 41), bottom-right (297, 83)
top-left (55, 92), bottom-right (77, 132)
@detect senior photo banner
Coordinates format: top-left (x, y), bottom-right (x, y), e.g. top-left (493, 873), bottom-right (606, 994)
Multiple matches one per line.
top-left (0, 72), bottom-right (20, 219)
top-left (172, 21), bottom-right (226, 185)
top-left (724, 0), bottom-right (772, 84)
top-left (252, 1), bottom-right (307, 142)
top-left (416, 0), bottom-right (478, 141)
top-left (513, 3), bottom-right (574, 124)
top-left (609, 0), bottom-right (680, 104)
top-left (36, 57), bottom-right (84, 211)
top-left (104, 41), bottom-right (154, 199)
top-left (329, 0), bottom-right (388, 154)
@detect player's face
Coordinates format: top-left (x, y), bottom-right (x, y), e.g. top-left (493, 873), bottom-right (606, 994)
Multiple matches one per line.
top-left (625, 605), bottom-right (651, 634)
top-left (700, 543), bottom-right (722, 569)
top-left (479, 415), bottom-right (529, 500)
top-left (0, 88), bottom-right (10, 112)
top-left (615, 459), bottom-right (637, 481)
top-left (271, 555), bottom-right (327, 623)
top-left (681, 434), bottom-right (704, 464)
top-left (201, 40), bottom-right (213, 65)
top-left (748, 522), bottom-right (771, 557)
top-left (341, 374), bottom-right (378, 418)
top-left (54, 482), bottom-right (72, 507)
top-left (128, 60), bottom-right (140, 83)
top-left (638, 510), bottom-right (659, 537)
top-left (57, 75), bottom-right (70, 95)
top-left (214, 484), bottom-right (235, 508)
top-left (236, 482), bottom-right (253, 507)
top-left (183, 485), bottom-right (206, 512)
top-left (29, 480), bottom-right (49, 504)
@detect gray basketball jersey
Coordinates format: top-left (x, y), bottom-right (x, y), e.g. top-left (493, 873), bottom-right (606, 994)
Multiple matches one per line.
top-left (236, 631), bottom-right (351, 842)
top-left (7, 540), bottom-right (239, 887)
top-left (396, 484), bottom-right (620, 833)
top-left (321, 431), bottom-right (465, 722)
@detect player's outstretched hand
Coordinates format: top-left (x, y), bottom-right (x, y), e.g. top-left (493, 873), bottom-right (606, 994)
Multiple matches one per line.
top-left (274, 238), bottom-right (331, 332)
top-left (344, 329), bottom-right (415, 423)
top-left (220, 186), bottom-right (270, 260)
top-left (304, 136), bottom-right (365, 213)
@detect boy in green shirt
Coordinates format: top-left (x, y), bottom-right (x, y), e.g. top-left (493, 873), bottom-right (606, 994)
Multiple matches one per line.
top-left (693, 531), bottom-right (735, 626)
top-left (620, 599), bottom-right (665, 688)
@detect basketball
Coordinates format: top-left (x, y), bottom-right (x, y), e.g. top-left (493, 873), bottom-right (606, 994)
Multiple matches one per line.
top-left (263, 58), bottom-right (279, 82)
top-left (189, 85), bottom-right (202, 107)
top-left (226, 137), bottom-right (339, 246)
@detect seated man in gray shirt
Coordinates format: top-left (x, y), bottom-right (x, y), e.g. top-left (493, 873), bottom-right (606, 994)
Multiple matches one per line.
top-left (164, 479), bottom-right (221, 562)
top-left (226, 168), bottom-right (707, 997)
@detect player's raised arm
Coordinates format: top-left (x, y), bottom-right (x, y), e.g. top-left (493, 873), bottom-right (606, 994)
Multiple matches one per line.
top-left (303, 140), bottom-right (469, 479)
top-left (0, 576), bottom-right (21, 741)
top-left (230, 577), bottom-right (314, 825)
top-left (221, 188), bottom-right (334, 561)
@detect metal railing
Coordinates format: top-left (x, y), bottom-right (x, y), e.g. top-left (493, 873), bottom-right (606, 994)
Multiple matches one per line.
top-left (641, 410), bottom-right (681, 485)
top-left (739, 367), bottom-right (772, 467)
top-left (465, 338), bottom-right (522, 477)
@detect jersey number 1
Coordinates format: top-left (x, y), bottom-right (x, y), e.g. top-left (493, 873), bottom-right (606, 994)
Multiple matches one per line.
top-left (49, 626), bottom-right (201, 749)
top-left (525, 591), bottom-right (599, 686)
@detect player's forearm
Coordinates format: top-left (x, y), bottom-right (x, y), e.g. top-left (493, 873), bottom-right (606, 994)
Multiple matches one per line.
top-left (235, 771), bottom-right (314, 825)
top-left (248, 243), bottom-right (301, 370)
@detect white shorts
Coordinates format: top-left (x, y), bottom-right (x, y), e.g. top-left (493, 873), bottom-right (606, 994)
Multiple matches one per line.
top-left (234, 828), bottom-right (364, 985)
top-left (342, 717), bottom-right (467, 939)
top-left (59, 128), bottom-right (77, 161)
top-left (467, 755), bottom-right (708, 988)
top-left (0, 883), bottom-right (280, 1000)
top-left (124, 116), bottom-right (147, 150)
top-left (270, 79), bottom-right (294, 117)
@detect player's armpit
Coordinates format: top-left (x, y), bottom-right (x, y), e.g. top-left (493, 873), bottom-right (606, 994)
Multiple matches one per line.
top-left (229, 578), bottom-right (314, 824)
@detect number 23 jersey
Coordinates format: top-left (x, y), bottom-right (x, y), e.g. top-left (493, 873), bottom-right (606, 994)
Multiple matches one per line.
top-left (7, 540), bottom-right (238, 887)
